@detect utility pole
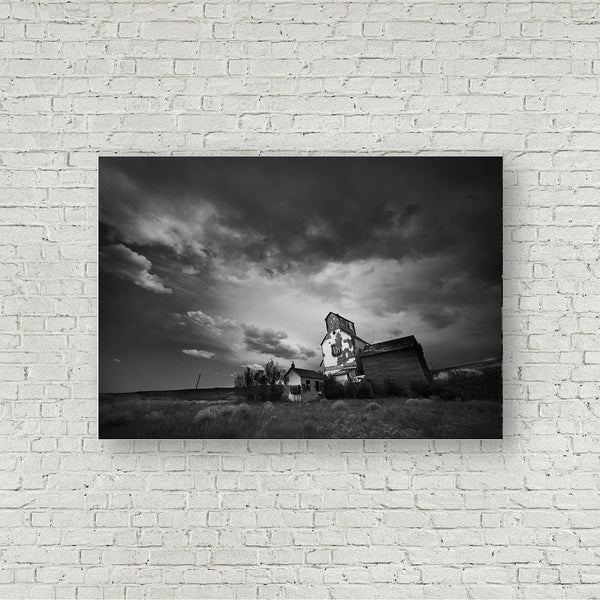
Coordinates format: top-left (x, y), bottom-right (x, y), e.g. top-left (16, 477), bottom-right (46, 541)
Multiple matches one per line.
top-left (195, 372), bottom-right (201, 389)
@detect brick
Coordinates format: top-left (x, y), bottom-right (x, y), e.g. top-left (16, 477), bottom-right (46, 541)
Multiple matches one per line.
top-left (0, 3), bottom-right (597, 597)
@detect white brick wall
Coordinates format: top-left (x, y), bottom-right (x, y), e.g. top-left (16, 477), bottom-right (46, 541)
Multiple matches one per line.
top-left (1, 0), bottom-right (599, 597)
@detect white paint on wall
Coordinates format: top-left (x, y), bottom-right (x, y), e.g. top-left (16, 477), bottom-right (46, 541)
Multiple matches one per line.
top-left (322, 329), bottom-right (358, 373)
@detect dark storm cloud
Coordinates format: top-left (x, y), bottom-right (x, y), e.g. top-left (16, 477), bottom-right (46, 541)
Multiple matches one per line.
top-left (99, 243), bottom-right (172, 294)
top-left (418, 307), bottom-right (461, 330)
top-left (243, 324), bottom-right (317, 361)
top-left (99, 157), bottom-right (501, 285)
top-left (169, 310), bottom-right (240, 359)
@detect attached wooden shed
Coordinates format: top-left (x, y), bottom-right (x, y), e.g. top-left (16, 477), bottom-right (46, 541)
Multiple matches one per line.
top-left (360, 335), bottom-right (431, 393)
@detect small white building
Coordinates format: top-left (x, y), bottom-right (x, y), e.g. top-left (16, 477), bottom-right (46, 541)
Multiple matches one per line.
top-left (280, 362), bottom-right (324, 402)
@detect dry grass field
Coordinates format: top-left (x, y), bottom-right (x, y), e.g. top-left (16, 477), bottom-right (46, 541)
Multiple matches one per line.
top-left (99, 392), bottom-right (501, 439)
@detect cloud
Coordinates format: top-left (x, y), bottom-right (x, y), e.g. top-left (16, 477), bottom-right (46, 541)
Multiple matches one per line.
top-left (242, 324), bottom-right (317, 361)
top-left (182, 349), bottom-right (215, 359)
top-left (99, 165), bottom-right (217, 256)
top-left (418, 307), bottom-right (461, 330)
top-left (297, 345), bottom-right (318, 360)
top-left (99, 157), bottom-right (501, 297)
top-left (182, 265), bottom-right (199, 275)
top-left (172, 309), bottom-right (318, 364)
top-left (243, 363), bottom-right (264, 371)
top-left (186, 310), bottom-right (238, 339)
top-left (100, 244), bottom-right (172, 294)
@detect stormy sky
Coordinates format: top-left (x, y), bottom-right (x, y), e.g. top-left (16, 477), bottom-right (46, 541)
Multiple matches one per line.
top-left (99, 157), bottom-right (502, 393)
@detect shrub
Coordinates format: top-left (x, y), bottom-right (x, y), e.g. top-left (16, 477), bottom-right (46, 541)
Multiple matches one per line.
top-left (270, 385), bottom-right (284, 402)
top-left (429, 366), bottom-right (502, 402)
top-left (324, 375), bottom-right (371, 399)
top-left (446, 367), bottom-right (501, 402)
top-left (239, 384), bottom-right (285, 402)
top-left (347, 380), bottom-right (371, 399)
top-left (324, 375), bottom-right (345, 399)
top-left (218, 404), bottom-right (236, 417)
top-left (431, 380), bottom-right (460, 401)
top-left (232, 403), bottom-right (251, 418)
top-left (226, 403), bottom-right (257, 437)
top-left (145, 410), bottom-right (167, 421)
top-left (382, 378), bottom-right (408, 397)
top-left (331, 400), bottom-right (348, 411)
top-left (410, 378), bottom-right (434, 398)
top-left (101, 410), bottom-right (134, 429)
top-left (240, 385), bottom-right (262, 402)
top-left (406, 397), bottom-right (432, 405)
top-left (194, 406), bottom-right (221, 422)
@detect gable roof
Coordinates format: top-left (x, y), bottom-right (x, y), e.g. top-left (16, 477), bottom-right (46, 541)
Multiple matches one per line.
top-left (324, 311), bottom-right (355, 326)
top-left (360, 335), bottom-right (421, 357)
top-left (282, 367), bottom-right (323, 380)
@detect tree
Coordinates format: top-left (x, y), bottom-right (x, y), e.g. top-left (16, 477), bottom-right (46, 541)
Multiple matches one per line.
top-left (243, 366), bottom-right (254, 388)
top-left (264, 359), bottom-right (281, 390)
top-left (232, 360), bottom-right (284, 401)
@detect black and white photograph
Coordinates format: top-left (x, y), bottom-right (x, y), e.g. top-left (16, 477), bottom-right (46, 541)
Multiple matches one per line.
top-left (99, 156), bottom-right (502, 439)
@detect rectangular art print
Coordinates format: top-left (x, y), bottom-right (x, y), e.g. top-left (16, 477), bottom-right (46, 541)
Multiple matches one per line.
top-left (99, 157), bottom-right (502, 439)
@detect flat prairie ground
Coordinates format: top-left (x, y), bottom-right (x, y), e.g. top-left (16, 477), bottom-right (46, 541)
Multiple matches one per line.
top-left (99, 392), bottom-right (502, 439)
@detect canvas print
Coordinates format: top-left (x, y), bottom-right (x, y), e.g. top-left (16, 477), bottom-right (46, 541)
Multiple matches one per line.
top-left (99, 157), bottom-right (502, 439)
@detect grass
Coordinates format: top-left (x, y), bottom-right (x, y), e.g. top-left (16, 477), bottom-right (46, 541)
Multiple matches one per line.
top-left (99, 392), bottom-right (502, 439)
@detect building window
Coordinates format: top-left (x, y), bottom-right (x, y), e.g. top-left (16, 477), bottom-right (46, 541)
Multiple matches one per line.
top-left (306, 380), bottom-right (311, 391)
top-left (315, 380), bottom-right (320, 392)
